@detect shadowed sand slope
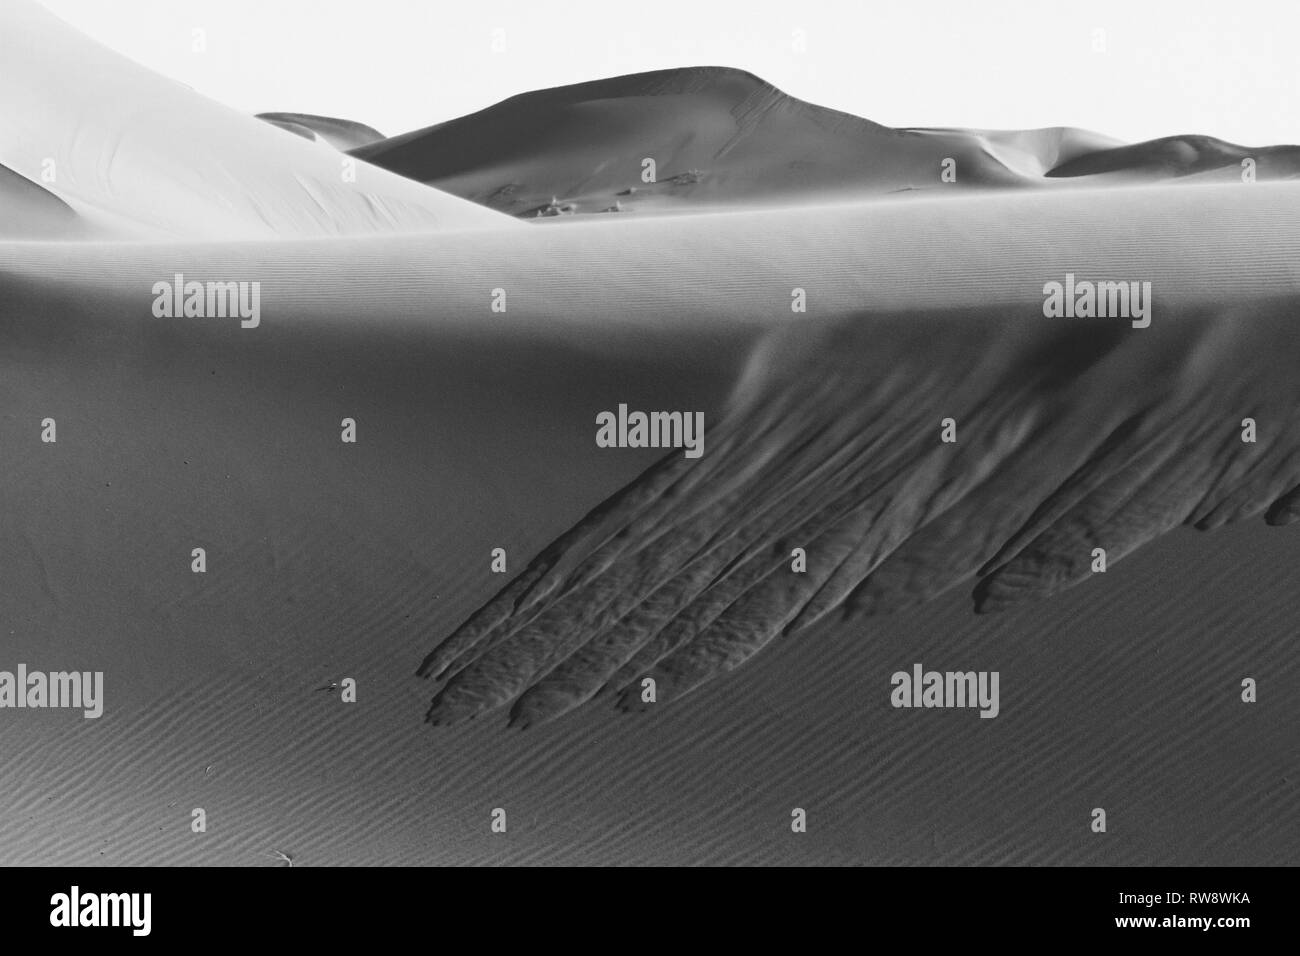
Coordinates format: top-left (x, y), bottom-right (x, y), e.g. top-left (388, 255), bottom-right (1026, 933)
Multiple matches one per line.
top-left (423, 303), bottom-right (1300, 727)
top-left (1, 178), bottom-right (1298, 863)
top-left (0, 0), bottom-right (514, 239)
top-left (0, 163), bottom-right (87, 239)
top-left (355, 67), bottom-right (1300, 218)
top-left (397, 185), bottom-right (1300, 727)
top-left (257, 113), bottom-right (387, 151)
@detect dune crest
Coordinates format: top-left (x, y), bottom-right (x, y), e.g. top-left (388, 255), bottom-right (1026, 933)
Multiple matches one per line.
top-left (0, 0), bottom-right (514, 239)
top-left (256, 113), bottom-right (387, 151)
top-left (1046, 133), bottom-right (1300, 183)
top-left (0, 163), bottom-right (86, 239)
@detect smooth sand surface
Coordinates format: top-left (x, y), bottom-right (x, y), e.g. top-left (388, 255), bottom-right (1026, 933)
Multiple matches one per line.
top-left (0, 163), bottom-right (87, 239)
top-left (0, 1), bottom-right (513, 239)
top-left (256, 113), bottom-right (388, 152)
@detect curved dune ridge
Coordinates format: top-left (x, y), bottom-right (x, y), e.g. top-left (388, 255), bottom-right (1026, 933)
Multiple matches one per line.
top-left (0, 0), bottom-right (514, 239)
top-left (421, 300), bottom-right (1300, 728)
top-left (0, 163), bottom-right (85, 239)
top-left (354, 65), bottom-right (1300, 218)
top-left (1046, 134), bottom-right (1300, 183)
top-left (256, 113), bottom-right (388, 151)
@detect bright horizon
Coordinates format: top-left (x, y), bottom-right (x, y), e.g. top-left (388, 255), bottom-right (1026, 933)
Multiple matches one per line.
top-left (34, 0), bottom-right (1300, 147)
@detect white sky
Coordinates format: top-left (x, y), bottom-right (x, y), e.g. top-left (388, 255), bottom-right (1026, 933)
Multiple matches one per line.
top-left (36, 0), bottom-right (1300, 145)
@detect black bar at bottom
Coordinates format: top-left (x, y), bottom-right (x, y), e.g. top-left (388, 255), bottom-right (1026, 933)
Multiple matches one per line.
top-left (0, 865), bottom-right (1284, 944)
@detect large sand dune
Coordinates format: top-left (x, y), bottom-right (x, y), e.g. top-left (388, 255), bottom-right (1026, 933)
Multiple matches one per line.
top-left (1, 0), bottom-right (1296, 868)
top-left (0, 0), bottom-right (512, 239)
top-left (2, 178), bottom-right (1299, 863)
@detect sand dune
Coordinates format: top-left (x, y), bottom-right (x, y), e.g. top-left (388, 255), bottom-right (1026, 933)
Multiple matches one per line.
top-left (2, 1), bottom-right (1297, 866)
top-left (912, 126), bottom-right (1126, 178)
top-left (354, 66), bottom-right (1300, 218)
top-left (256, 113), bottom-right (387, 151)
top-left (1047, 134), bottom-right (1300, 184)
top-left (0, 0), bottom-right (513, 239)
top-left (2, 174), bottom-right (1300, 863)
top-left (419, 203), bottom-right (1300, 725)
top-left (0, 163), bottom-right (87, 239)
top-left (353, 66), bottom-right (1034, 216)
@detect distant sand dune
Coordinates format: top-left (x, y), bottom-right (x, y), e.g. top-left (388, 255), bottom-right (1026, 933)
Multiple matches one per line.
top-left (355, 66), bottom-right (1300, 219)
top-left (1046, 134), bottom-right (1300, 183)
top-left (353, 66), bottom-right (1033, 217)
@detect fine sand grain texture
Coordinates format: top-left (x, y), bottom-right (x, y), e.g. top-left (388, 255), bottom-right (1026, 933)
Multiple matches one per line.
top-left (1, 0), bottom-right (1297, 867)
top-left (3, 178), bottom-right (1300, 864)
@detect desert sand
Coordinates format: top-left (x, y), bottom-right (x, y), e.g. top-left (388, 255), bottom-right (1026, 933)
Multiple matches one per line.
top-left (352, 66), bottom-right (1300, 218)
top-left (1, 0), bottom-right (1296, 866)
top-left (0, 1), bottom-right (509, 240)
top-left (256, 113), bottom-right (387, 151)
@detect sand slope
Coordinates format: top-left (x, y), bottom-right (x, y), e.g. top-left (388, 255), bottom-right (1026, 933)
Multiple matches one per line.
top-left (257, 113), bottom-right (387, 151)
top-left (425, 302), bottom-right (1300, 725)
top-left (417, 190), bottom-right (1300, 726)
top-left (0, 163), bottom-right (87, 239)
top-left (1, 7), bottom-right (1296, 865)
top-left (0, 179), bottom-right (1298, 864)
top-left (0, 0), bottom-right (514, 239)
